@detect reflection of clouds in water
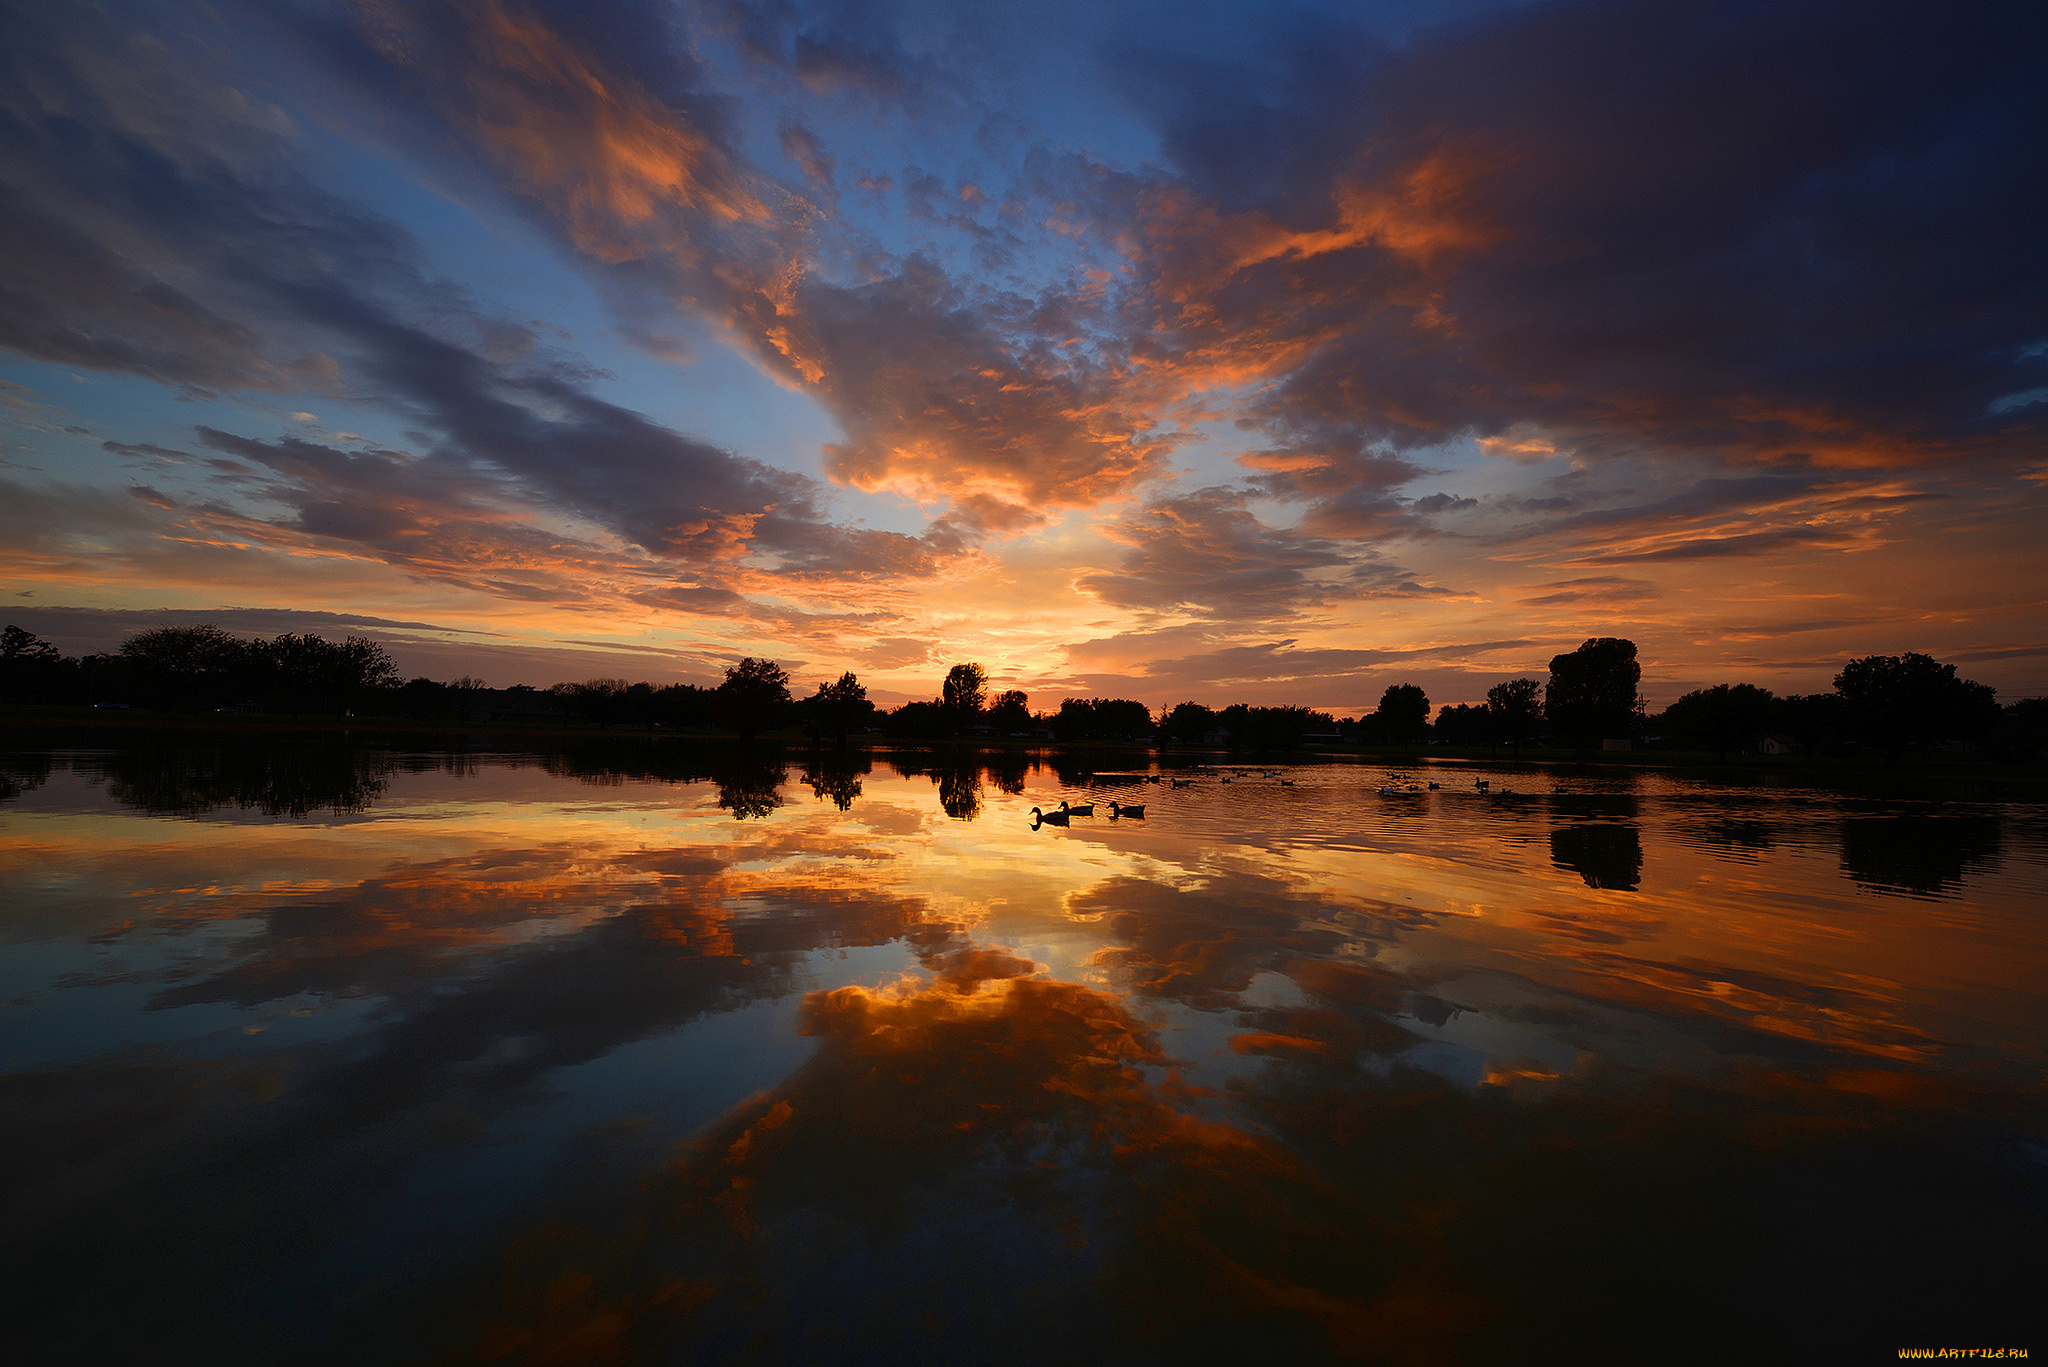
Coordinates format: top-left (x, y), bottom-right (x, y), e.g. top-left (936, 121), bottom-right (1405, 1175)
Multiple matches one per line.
top-left (444, 942), bottom-right (2045, 1364)
top-left (446, 947), bottom-right (1438, 1364)
top-left (0, 830), bottom-right (975, 1361)
top-left (6, 752), bottom-right (2047, 1360)
top-left (1073, 870), bottom-right (1428, 1010)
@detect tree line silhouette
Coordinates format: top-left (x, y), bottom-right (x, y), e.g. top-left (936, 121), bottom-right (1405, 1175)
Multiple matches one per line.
top-left (3, 623), bottom-right (2042, 762)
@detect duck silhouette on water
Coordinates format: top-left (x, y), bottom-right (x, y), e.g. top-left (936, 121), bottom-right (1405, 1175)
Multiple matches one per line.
top-left (1029, 806), bottom-right (1070, 827)
top-left (1109, 800), bottom-right (1145, 819)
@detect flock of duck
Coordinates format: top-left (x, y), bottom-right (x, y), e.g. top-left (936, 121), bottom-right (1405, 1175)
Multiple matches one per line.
top-left (1029, 772), bottom-right (1520, 827)
top-left (1029, 799), bottom-right (1144, 827)
top-left (1377, 777), bottom-right (1520, 798)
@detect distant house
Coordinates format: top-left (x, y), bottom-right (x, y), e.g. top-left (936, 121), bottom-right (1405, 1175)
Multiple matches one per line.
top-left (1759, 733), bottom-right (1800, 756)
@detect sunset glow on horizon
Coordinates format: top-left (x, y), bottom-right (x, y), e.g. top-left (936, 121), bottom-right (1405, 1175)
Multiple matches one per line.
top-left (3, 0), bottom-right (2044, 711)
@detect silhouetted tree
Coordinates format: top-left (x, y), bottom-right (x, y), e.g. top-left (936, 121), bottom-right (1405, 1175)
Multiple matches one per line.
top-left (1486, 678), bottom-right (1543, 756)
top-left (1545, 639), bottom-right (1643, 753)
top-left (1432, 702), bottom-right (1492, 749)
top-left (551, 678), bottom-right (631, 728)
top-left (1658, 683), bottom-right (1777, 759)
top-left (651, 682), bottom-right (714, 730)
top-left (1374, 683), bottom-right (1431, 745)
top-left (882, 699), bottom-right (948, 739)
top-left (1776, 692), bottom-right (1848, 754)
top-left (1216, 703), bottom-right (1322, 752)
top-left (713, 657), bottom-right (792, 741)
top-left (0, 625), bottom-right (67, 703)
top-left (809, 671), bottom-right (871, 744)
top-left (2002, 697), bottom-right (2048, 762)
top-left (1052, 697), bottom-right (1152, 742)
top-left (1833, 652), bottom-right (1999, 761)
top-left (941, 662), bottom-right (988, 726)
top-left (987, 689), bottom-right (1031, 733)
top-left (1159, 701), bottom-right (1217, 744)
top-left (253, 632), bottom-right (396, 718)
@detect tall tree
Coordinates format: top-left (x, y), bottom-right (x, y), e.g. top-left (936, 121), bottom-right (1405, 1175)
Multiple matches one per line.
top-left (1658, 683), bottom-right (1776, 759)
top-left (941, 662), bottom-right (988, 723)
top-left (1159, 701), bottom-right (1217, 744)
top-left (1486, 678), bottom-right (1544, 757)
top-left (0, 625), bottom-right (65, 704)
top-left (1545, 639), bottom-right (1643, 753)
top-left (119, 624), bottom-right (249, 711)
top-left (1432, 702), bottom-right (1493, 749)
top-left (1374, 683), bottom-right (1431, 745)
top-left (713, 657), bottom-right (792, 741)
top-left (812, 671), bottom-right (870, 744)
top-left (987, 689), bottom-right (1031, 732)
top-left (1833, 652), bottom-right (1998, 761)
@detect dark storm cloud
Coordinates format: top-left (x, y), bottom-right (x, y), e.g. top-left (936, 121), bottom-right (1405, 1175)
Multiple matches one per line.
top-left (1113, 0), bottom-right (2048, 488)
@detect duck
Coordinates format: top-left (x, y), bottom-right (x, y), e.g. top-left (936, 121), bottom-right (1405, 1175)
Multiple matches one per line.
top-left (1060, 800), bottom-right (1095, 816)
top-left (1427, 781), bottom-right (1440, 790)
top-left (1109, 801), bottom-right (1146, 818)
top-left (1169, 777), bottom-right (1192, 788)
top-left (1220, 776), bottom-right (1232, 784)
top-left (1280, 778), bottom-right (1295, 786)
top-left (1475, 778), bottom-right (1491, 791)
top-left (1029, 806), bottom-right (1070, 826)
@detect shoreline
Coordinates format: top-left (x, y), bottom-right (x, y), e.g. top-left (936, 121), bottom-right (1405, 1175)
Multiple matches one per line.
top-left (4, 703), bottom-right (2042, 786)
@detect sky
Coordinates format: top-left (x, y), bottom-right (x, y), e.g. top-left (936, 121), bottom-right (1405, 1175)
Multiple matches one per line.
top-left (1, 0), bottom-right (2044, 711)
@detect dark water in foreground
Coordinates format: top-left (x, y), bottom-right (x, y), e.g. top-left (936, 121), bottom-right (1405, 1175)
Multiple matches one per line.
top-left (1, 739), bottom-right (2043, 1365)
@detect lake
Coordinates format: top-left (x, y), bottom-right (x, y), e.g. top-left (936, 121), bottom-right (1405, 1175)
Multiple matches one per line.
top-left (2, 737), bottom-right (2043, 1364)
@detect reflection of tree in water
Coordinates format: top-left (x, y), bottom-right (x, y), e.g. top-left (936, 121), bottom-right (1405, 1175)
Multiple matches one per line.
top-left (84, 739), bottom-right (391, 817)
top-left (711, 748), bottom-right (786, 820)
top-left (1048, 751), bottom-right (1112, 786)
top-left (0, 751), bottom-right (53, 804)
top-left (802, 754), bottom-right (868, 811)
top-left (1682, 816), bottom-right (1777, 859)
top-left (984, 751), bottom-right (1030, 795)
top-left (1839, 813), bottom-right (2001, 897)
top-left (1549, 823), bottom-right (1643, 890)
top-left (936, 763), bottom-right (982, 821)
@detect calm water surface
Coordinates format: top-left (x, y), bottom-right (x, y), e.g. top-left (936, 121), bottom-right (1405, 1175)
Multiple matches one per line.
top-left (2, 740), bottom-right (2044, 1364)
